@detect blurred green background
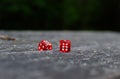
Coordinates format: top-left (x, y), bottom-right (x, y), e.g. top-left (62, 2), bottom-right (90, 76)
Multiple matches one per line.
top-left (0, 0), bottom-right (120, 31)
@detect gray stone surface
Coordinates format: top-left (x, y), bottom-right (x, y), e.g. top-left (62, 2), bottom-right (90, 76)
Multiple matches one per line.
top-left (0, 31), bottom-right (120, 79)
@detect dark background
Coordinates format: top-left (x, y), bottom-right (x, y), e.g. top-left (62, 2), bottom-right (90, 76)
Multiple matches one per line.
top-left (0, 0), bottom-right (120, 31)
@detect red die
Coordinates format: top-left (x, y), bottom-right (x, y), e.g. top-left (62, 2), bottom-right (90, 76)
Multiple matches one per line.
top-left (59, 40), bottom-right (71, 52)
top-left (38, 40), bottom-right (52, 51)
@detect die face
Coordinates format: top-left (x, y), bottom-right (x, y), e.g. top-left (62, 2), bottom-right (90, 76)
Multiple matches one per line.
top-left (38, 40), bottom-right (52, 51)
top-left (59, 40), bottom-right (71, 52)
top-left (47, 44), bottom-right (52, 50)
top-left (38, 46), bottom-right (45, 51)
top-left (38, 43), bottom-right (47, 51)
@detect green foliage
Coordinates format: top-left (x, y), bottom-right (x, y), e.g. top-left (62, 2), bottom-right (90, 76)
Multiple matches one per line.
top-left (0, 0), bottom-right (102, 30)
top-left (64, 0), bottom-right (82, 25)
top-left (34, 0), bottom-right (46, 7)
top-left (64, 0), bottom-right (101, 29)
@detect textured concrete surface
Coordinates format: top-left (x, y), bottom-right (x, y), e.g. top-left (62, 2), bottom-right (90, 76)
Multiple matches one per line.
top-left (0, 31), bottom-right (120, 79)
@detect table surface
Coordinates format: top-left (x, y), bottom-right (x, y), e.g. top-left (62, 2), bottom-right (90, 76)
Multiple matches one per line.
top-left (0, 31), bottom-right (120, 79)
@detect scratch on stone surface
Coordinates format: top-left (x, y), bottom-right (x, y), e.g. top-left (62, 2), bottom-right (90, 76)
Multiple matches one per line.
top-left (0, 35), bottom-right (16, 41)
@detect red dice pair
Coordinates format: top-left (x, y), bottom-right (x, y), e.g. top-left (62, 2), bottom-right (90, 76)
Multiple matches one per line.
top-left (38, 40), bottom-right (71, 52)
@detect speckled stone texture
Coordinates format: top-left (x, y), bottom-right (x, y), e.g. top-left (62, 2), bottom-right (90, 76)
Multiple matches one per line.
top-left (0, 31), bottom-right (120, 79)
